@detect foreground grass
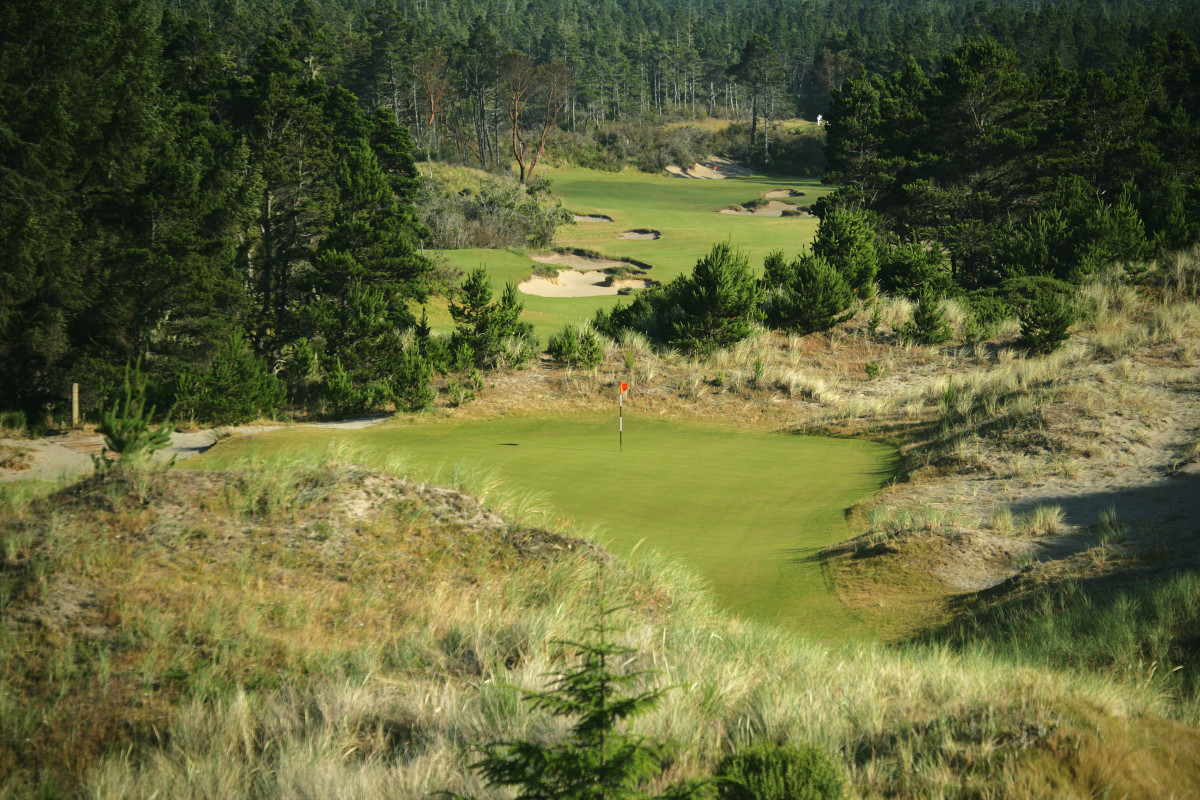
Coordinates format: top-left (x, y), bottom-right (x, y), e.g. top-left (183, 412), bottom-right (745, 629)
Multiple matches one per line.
top-left (187, 415), bottom-right (898, 637)
top-left (4, 454), bottom-right (1200, 799)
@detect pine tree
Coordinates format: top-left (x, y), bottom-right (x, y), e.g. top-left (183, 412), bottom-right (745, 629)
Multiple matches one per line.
top-left (462, 602), bottom-right (712, 800)
top-left (670, 242), bottom-right (762, 353)
top-left (811, 207), bottom-right (880, 297)
top-left (449, 268), bottom-right (535, 369)
top-left (763, 254), bottom-right (855, 335)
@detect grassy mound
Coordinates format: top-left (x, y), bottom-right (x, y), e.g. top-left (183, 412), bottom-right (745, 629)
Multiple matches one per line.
top-left (4, 456), bottom-right (1200, 799)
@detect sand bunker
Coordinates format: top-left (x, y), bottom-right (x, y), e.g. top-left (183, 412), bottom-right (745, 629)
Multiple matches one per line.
top-left (573, 214), bottom-right (613, 222)
top-left (665, 156), bottom-right (755, 180)
top-left (619, 229), bottom-right (660, 240)
top-left (530, 252), bottom-right (636, 271)
top-left (520, 270), bottom-right (653, 297)
top-left (764, 188), bottom-right (806, 198)
top-left (719, 200), bottom-right (796, 217)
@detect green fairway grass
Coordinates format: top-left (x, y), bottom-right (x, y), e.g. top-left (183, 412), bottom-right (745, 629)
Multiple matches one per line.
top-left (545, 164), bottom-right (833, 282)
top-left (431, 248), bottom-right (619, 344)
top-left (189, 415), bottom-right (897, 639)
top-left (425, 166), bottom-right (835, 345)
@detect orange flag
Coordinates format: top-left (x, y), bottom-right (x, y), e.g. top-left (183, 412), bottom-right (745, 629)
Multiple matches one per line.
top-left (620, 381), bottom-right (629, 393)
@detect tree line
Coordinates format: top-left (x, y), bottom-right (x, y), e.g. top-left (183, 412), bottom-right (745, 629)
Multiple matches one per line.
top-left (4, 0), bottom-right (1200, 424)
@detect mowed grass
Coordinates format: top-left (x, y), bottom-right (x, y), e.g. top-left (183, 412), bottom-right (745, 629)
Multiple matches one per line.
top-left (189, 415), bottom-right (898, 638)
top-left (427, 248), bottom-right (619, 344)
top-left (424, 165), bottom-right (834, 344)
top-left (545, 164), bottom-right (832, 281)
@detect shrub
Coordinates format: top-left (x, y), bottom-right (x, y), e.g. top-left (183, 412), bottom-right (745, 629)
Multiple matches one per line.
top-left (96, 361), bottom-right (172, 467)
top-left (450, 268), bottom-right (537, 369)
top-left (547, 323), bottom-right (605, 368)
top-left (463, 606), bottom-right (711, 800)
top-left (901, 288), bottom-right (951, 345)
top-left (172, 331), bottom-right (286, 425)
top-left (761, 252), bottom-right (854, 335)
top-left (1019, 290), bottom-right (1076, 353)
top-left (811, 207), bottom-right (881, 298)
top-left (322, 357), bottom-right (381, 415)
top-left (0, 410), bottom-right (27, 436)
top-left (716, 742), bottom-right (844, 800)
top-left (670, 242), bottom-right (762, 353)
top-left (417, 173), bottom-right (572, 249)
top-left (392, 347), bottom-right (435, 412)
top-left (878, 241), bottom-right (954, 300)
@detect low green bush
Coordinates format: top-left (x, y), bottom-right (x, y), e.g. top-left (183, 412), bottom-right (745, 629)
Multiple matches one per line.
top-left (716, 742), bottom-right (844, 800)
top-left (172, 331), bottom-right (286, 424)
top-left (1019, 290), bottom-right (1076, 353)
top-left (761, 251), bottom-right (854, 335)
top-left (547, 323), bottom-right (605, 368)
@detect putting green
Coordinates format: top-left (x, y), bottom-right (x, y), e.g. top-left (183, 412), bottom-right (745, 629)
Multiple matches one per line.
top-left (191, 416), bottom-right (897, 638)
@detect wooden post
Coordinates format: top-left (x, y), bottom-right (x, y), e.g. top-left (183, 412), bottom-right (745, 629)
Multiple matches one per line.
top-left (72, 383), bottom-right (79, 428)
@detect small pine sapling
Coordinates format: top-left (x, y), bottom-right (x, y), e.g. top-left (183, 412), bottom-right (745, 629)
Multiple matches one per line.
top-left (1019, 290), bottom-right (1076, 353)
top-left (457, 601), bottom-right (714, 800)
top-left (95, 360), bottom-right (173, 468)
top-left (902, 287), bottom-right (951, 345)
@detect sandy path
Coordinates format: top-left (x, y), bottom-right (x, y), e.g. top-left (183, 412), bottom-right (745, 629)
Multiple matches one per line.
top-left (0, 415), bottom-right (392, 483)
top-left (519, 271), bottom-right (652, 297)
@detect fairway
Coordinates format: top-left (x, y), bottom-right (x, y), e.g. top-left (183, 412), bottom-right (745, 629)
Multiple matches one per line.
top-left (546, 165), bottom-right (833, 281)
top-left (191, 416), bottom-right (897, 638)
top-left (425, 165), bottom-right (835, 345)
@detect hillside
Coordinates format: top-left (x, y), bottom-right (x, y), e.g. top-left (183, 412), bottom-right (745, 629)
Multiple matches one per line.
top-left (3, 249), bottom-right (1199, 798)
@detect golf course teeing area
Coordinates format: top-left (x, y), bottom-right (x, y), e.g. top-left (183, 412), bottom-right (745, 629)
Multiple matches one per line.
top-left (196, 416), bottom-right (897, 638)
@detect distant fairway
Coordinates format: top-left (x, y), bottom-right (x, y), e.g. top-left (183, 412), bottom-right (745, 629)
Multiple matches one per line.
top-left (546, 164), bottom-right (833, 281)
top-left (426, 165), bottom-right (834, 345)
top-left (191, 415), bottom-right (897, 638)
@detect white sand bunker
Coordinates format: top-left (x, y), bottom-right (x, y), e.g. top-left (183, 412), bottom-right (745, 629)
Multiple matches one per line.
top-left (573, 213), bottom-right (613, 222)
top-left (619, 229), bottom-right (660, 240)
top-left (665, 156), bottom-right (755, 180)
top-left (530, 252), bottom-right (634, 271)
top-left (719, 200), bottom-right (795, 217)
top-left (520, 270), bottom-right (653, 297)
top-left (764, 188), bottom-right (806, 198)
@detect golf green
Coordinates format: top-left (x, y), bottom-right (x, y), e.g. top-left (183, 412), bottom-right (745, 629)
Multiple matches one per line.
top-left (192, 416), bottom-right (897, 638)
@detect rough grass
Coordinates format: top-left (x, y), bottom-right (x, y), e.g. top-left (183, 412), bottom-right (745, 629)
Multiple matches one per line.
top-left (4, 455), bottom-right (1200, 799)
top-left (929, 569), bottom-right (1200, 723)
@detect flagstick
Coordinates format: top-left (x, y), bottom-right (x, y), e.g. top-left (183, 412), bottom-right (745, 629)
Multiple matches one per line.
top-left (619, 385), bottom-right (623, 452)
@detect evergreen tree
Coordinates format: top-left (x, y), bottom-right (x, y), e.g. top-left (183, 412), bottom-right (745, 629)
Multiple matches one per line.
top-left (670, 242), bottom-right (762, 353)
top-left (902, 287), bottom-right (952, 345)
top-left (727, 35), bottom-right (784, 156)
top-left (762, 254), bottom-right (855, 335)
top-left (463, 603), bottom-right (712, 800)
top-left (811, 207), bottom-right (881, 297)
top-left (449, 268), bottom-right (536, 369)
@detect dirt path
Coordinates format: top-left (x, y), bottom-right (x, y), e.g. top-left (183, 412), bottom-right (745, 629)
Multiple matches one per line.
top-left (0, 415), bottom-right (392, 483)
